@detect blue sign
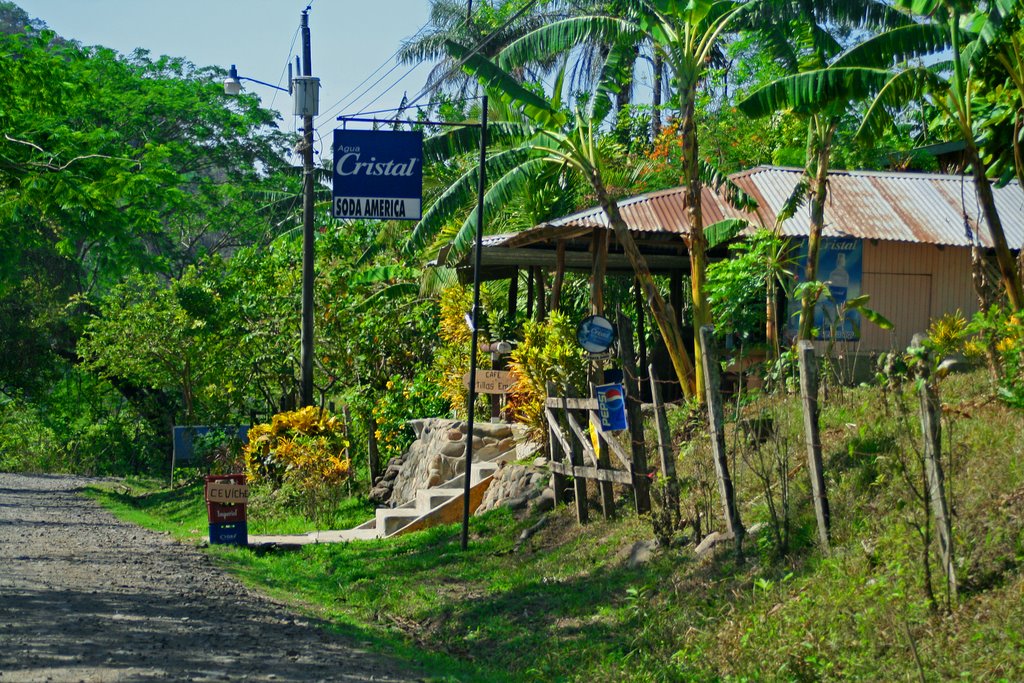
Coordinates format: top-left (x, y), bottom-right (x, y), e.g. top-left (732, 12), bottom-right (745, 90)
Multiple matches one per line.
top-left (333, 129), bottom-right (423, 220)
top-left (577, 315), bottom-right (616, 354)
top-left (595, 383), bottom-right (628, 431)
top-left (172, 425), bottom-right (250, 465)
top-left (786, 237), bottom-right (863, 341)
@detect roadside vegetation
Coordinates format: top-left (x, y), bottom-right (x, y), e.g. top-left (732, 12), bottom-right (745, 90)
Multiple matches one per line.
top-left (4, 0), bottom-right (1024, 678)
top-left (90, 366), bottom-right (1024, 681)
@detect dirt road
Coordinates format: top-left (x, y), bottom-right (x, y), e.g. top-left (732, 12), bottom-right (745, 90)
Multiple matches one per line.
top-left (0, 473), bottom-right (426, 682)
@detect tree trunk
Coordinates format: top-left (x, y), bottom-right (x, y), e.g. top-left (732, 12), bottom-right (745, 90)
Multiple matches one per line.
top-left (550, 241), bottom-right (566, 312)
top-left (591, 178), bottom-right (696, 398)
top-left (652, 50), bottom-right (664, 140)
top-left (680, 92), bottom-right (709, 400)
top-left (964, 140), bottom-right (1024, 310)
top-left (766, 275), bottom-right (779, 360)
top-left (798, 116), bottom-right (837, 340)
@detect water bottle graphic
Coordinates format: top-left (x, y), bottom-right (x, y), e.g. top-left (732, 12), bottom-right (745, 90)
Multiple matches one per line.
top-left (827, 254), bottom-right (850, 339)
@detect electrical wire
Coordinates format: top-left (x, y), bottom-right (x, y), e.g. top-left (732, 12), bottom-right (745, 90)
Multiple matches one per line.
top-left (352, 61), bottom-right (431, 116)
top-left (314, 16), bottom-right (435, 127)
top-left (269, 25), bottom-right (300, 113)
top-left (402, 0), bottom-right (540, 111)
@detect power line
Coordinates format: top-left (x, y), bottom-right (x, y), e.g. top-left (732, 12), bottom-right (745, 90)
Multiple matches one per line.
top-left (314, 16), bottom-right (435, 127)
top-left (269, 25), bottom-right (300, 113)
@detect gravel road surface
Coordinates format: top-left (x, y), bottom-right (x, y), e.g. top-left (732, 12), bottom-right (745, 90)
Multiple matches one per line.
top-left (0, 473), bottom-right (426, 682)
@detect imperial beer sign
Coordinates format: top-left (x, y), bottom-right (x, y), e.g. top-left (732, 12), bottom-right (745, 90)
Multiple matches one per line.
top-left (333, 129), bottom-right (423, 220)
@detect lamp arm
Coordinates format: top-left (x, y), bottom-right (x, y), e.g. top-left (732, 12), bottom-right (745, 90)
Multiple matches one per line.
top-left (239, 75), bottom-right (291, 94)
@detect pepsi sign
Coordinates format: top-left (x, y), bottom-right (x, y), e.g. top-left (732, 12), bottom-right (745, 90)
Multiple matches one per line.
top-left (595, 383), bottom-right (628, 431)
top-left (333, 129), bottom-right (423, 220)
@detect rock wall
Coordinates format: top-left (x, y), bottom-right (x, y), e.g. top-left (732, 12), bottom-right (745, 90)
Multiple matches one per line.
top-left (371, 418), bottom-right (538, 507)
top-left (476, 457), bottom-right (555, 514)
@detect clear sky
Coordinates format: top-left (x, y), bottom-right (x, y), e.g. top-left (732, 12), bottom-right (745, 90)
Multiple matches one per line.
top-left (16, 0), bottom-right (435, 136)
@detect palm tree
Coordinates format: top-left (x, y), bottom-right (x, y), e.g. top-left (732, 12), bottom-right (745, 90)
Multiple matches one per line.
top-left (417, 48), bottom-right (706, 386)
top-left (398, 0), bottom-right (570, 97)
top-left (499, 0), bottom-right (761, 398)
top-left (748, 0), bottom-right (1023, 310)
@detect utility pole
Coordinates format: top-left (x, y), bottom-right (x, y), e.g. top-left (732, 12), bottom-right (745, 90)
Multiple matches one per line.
top-left (223, 11), bottom-right (318, 409)
top-left (299, 9), bottom-right (315, 407)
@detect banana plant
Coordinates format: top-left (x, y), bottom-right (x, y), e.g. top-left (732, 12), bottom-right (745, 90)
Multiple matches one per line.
top-left (738, 0), bottom-right (915, 340)
top-left (750, 0), bottom-right (1023, 309)
top-left (497, 0), bottom-right (761, 397)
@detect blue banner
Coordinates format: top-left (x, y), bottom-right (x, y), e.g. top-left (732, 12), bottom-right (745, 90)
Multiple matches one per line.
top-left (786, 237), bottom-right (863, 341)
top-left (332, 129), bottom-right (423, 220)
top-left (595, 383), bottom-right (628, 432)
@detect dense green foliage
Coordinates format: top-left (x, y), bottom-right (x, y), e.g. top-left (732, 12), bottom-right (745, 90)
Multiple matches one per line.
top-left (3, 0), bottom-right (1023, 570)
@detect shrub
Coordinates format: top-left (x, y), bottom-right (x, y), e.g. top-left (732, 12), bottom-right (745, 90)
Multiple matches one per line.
top-left (243, 406), bottom-right (351, 522)
top-left (372, 369), bottom-right (450, 465)
top-left (506, 312), bottom-right (587, 438)
top-left (966, 306), bottom-right (1024, 408)
top-left (432, 285), bottom-right (484, 415)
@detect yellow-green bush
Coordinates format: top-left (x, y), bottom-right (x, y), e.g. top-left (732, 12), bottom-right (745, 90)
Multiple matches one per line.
top-left (432, 285), bottom-right (488, 415)
top-left (506, 312), bottom-right (587, 438)
top-left (243, 406), bottom-right (351, 521)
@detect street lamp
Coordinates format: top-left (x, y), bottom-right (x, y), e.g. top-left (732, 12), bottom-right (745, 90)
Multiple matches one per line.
top-left (225, 10), bottom-right (320, 408)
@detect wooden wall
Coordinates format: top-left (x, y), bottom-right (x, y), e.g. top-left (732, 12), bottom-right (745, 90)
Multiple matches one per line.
top-left (856, 241), bottom-right (978, 352)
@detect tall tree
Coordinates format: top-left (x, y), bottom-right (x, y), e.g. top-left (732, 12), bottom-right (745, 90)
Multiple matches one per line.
top-left (500, 0), bottom-right (758, 398)
top-left (749, 0), bottom-right (1024, 310)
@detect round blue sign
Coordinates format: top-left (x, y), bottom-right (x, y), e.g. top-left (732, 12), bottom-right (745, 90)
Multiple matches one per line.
top-left (577, 315), bottom-right (616, 354)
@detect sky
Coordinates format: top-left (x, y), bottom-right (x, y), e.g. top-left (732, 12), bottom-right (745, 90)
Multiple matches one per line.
top-left (16, 0), bottom-right (435, 137)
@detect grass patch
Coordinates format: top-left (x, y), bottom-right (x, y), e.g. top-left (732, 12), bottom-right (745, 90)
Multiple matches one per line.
top-left (90, 369), bottom-right (1024, 681)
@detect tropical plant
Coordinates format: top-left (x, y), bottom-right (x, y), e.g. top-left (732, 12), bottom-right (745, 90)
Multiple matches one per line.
top-left (737, 0), bottom-right (914, 340)
top-left (506, 311), bottom-right (587, 437)
top-left (748, 0), bottom-right (1024, 310)
top-left (499, 0), bottom-right (765, 398)
top-left (243, 406), bottom-right (351, 521)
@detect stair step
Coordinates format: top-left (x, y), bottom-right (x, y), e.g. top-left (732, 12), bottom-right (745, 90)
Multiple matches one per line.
top-left (471, 461), bottom-right (499, 485)
top-left (375, 508), bottom-right (423, 536)
top-left (416, 488), bottom-right (459, 511)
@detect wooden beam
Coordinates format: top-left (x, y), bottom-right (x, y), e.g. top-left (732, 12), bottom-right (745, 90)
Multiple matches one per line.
top-left (507, 268), bottom-right (519, 319)
top-left (550, 240), bottom-right (566, 312)
top-left (549, 460), bottom-right (634, 485)
top-left (476, 248), bottom-right (689, 273)
top-left (545, 397), bottom-right (598, 410)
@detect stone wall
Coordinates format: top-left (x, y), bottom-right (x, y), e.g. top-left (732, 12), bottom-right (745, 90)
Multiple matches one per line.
top-left (476, 458), bottom-right (555, 514)
top-left (370, 418), bottom-right (539, 507)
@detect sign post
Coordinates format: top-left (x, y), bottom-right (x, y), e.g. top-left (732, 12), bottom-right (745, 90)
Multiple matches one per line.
top-left (462, 369), bottom-right (514, 394)
top-left (204, 474), bottom-right (249, 545)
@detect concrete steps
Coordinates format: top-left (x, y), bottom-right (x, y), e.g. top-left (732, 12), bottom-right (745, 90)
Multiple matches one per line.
top-left (370, 460), bottom-right (500, 538)
top-left (248, 459), bottom-right (503, 547)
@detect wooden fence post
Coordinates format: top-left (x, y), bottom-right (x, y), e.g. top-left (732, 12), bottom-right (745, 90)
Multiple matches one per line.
top-left (797, 340), bottom-right (831, 552)
top-left (912, 334), bottom-right (957, 604)
top-left (698, 326), bottom-right (744, 557)
top-left (617, 309), bottom-right (650, 514)
top-left (649, 364), bottom-right (676, 482)
top-left (545, 381), bottom-right (568, 507)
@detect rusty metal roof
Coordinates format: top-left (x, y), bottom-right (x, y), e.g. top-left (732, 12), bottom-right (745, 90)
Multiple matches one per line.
top-left (730, 166), bottom-right (1024, 248)
top-left (540, 184), bottom-right (760, 234)
top-left (476, 166), bottom-right (1023, 253)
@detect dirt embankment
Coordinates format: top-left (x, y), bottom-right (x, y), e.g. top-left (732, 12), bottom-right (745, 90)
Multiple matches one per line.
top-left (0, 473), bottom-right (425, 682)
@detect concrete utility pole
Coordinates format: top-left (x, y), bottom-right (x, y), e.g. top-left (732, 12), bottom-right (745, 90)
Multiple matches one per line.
top-left (299, 9), bottom-right (315, 408)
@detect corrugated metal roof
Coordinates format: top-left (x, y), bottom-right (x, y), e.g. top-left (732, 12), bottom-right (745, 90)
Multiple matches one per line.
top-left (542, 185), bottom-right (758, 234)
top-left (730, 166), bottom-right (1024, 248)
top-left (480, 166), bottom-right (1023, 250)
